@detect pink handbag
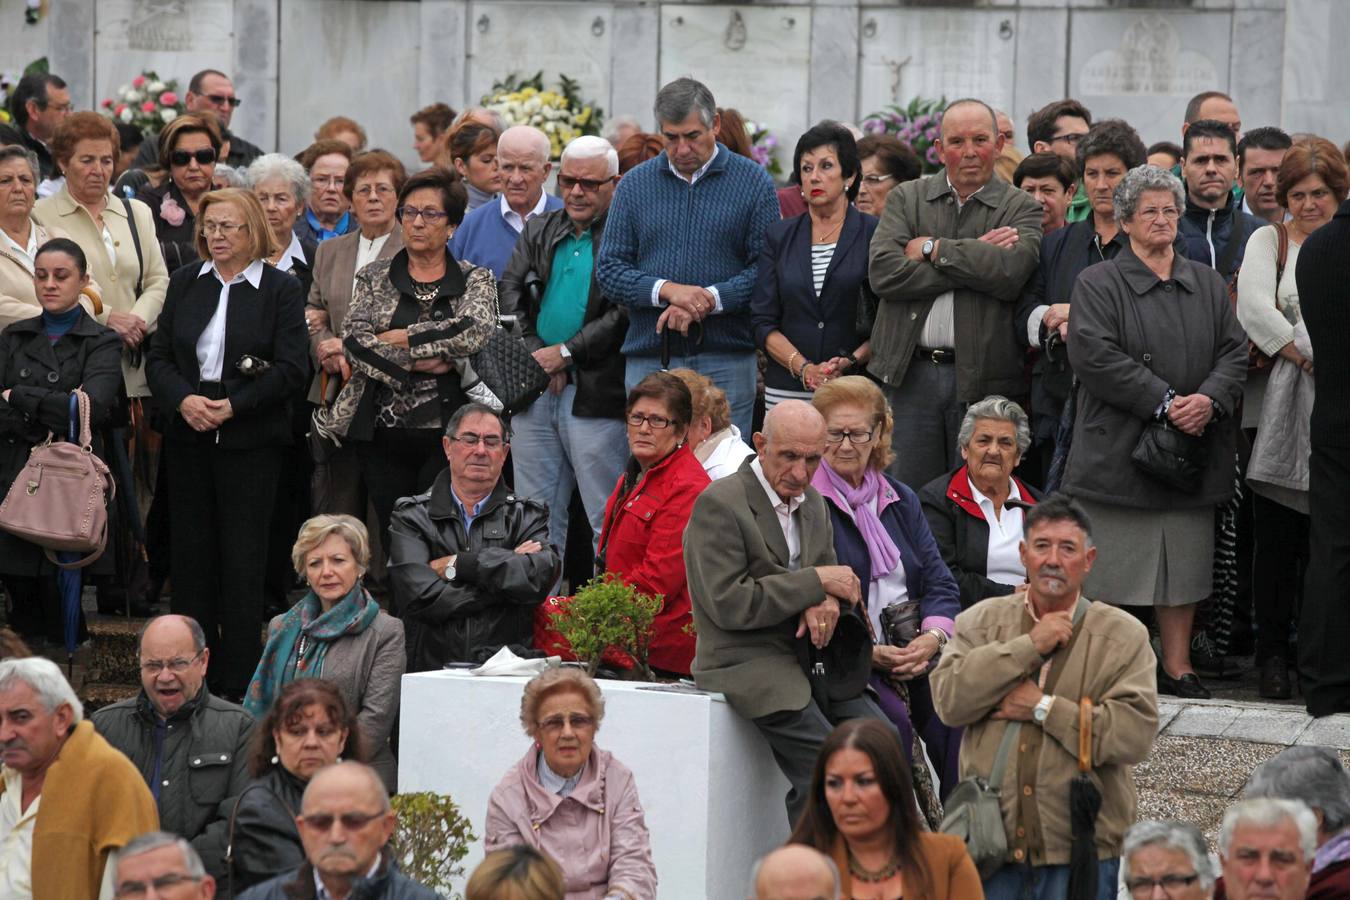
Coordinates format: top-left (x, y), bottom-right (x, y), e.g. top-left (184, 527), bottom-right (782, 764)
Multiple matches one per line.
top-left (0, 388), bottom-right (115, 569)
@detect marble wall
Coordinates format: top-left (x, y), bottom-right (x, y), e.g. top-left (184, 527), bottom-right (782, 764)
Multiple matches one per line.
top-left (1, 0), bottom-right (1346, 173)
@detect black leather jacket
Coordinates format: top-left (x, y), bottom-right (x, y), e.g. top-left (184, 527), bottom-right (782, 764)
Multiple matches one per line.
top-left (388, 469), bottom-right (559, 670)
top-left (193, 765), bottom-right (307, 898)
top-left (498, 207), bottom-right (627, 418)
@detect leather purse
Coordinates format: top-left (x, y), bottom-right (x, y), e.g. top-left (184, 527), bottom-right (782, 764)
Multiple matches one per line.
top-left (879, 599), bottom-right (939, 676)
top-left (1130, 419), bottom-right (1207, 492)
top-left (0, 389), bottom-right (115, 569)
top-left (796, 602), bottom-right (873, 708)
top-left (470, 312), bottom-right (549, 416)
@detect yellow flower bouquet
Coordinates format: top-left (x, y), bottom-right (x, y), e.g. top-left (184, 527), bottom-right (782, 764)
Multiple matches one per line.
top-left (482, 72), bottom-right (604, 159)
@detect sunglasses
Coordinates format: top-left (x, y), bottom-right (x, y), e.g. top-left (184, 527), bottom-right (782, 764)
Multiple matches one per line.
top-left (170, 148), bottom-right (217, 167)
top-left (298, 810), bottom-right (385, 832)
top-left (204, 93), bottom-right (243, 108)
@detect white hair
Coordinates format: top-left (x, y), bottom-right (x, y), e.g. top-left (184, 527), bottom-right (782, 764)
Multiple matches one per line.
top-left (245, 152), bottom-right (311, 205)
top-left (1219, 798), bottom-right (1318, 861)
top-left (603, 114), bottom-right (641, 145)
top-left (116, 832), bottom-right (207, 879)
top-left (1123, 820), bottom-right (1217, 889)
top-left (562, 135), bottom-right (619, 178)
top-left (0, 657), bottom-right (83, 722)
top-left (498, 125), bottom-right (551, 164)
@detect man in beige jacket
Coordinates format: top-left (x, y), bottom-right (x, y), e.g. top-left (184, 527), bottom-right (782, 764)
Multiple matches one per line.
top-left (931, 494), bottom-right (1157, 899)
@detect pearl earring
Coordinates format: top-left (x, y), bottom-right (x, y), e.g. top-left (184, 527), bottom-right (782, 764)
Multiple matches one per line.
top-left (271, 754), bottom-right (279, 765)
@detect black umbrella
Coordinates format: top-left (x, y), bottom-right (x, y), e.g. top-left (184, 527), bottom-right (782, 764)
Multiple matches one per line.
top-left (1066, 697), bottom-right (1101, 900)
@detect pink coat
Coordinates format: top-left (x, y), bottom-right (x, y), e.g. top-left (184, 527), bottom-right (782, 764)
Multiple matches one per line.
top-left (484, 746), bottom-right (658, 900)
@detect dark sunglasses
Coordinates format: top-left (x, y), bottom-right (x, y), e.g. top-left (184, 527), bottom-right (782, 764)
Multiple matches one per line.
top-left (298, 810), bottom-right (385, 832)
top-left (204, 93), bottom-right (242, 108)
top-left (170, 148), bottom-right (218, 167)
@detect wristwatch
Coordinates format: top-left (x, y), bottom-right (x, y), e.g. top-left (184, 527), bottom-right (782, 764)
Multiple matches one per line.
top-left (443, 556), bottom-right (457, 582)
top-left (921, 238), bottom-right (936, 262)
top-left (558, 344), bottom-right (572, 360)
top-left (925, 628), bottom-right (949, 651)
top-left (1032, 694), bottom-right (1054, 725)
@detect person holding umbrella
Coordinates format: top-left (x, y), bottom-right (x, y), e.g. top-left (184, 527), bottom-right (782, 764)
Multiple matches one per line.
top-left (929, 494), bottom-right (1159, 900)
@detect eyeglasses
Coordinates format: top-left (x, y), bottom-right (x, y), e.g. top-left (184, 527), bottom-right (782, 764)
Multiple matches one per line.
top-left (170, 148), bottom-right (217, 167)
top-left (355, 183), bottom-right (396, 198)
top-left (1051, 133), bottom-right (1085, 146)
top-left (201, 220), bottom-right (247, 236)
top-left (397, 205), bottom-right (450, 224)
top-left (313, 175), bottom-right (346, 190)
top-left (448, 433), bottom-right (506, 449)
top-left (826, 428), bottom-right (875, 445)
top-left (115, 873), bottom-right (204, 897)
top-left (1136, 207), bottom-right (1182, 222)
top-left (627, 413), bottom-right (674, 430)
top-left (538, 713), bottom-right (595, 732)
top-left (41, 101), bottom-right (73, 113)
top-left (558, 174), bottom-right (615, 194)
top-left (861, 174), bottom-right (895, 185)
top-left (297, 810), bottom-right (386, 832)
top-left (1125, 873), bottom-right (1199, 897)
top-left (140, 650), bottom-right (204, 675)
top-left (203, 93), bottom-right (242, 109)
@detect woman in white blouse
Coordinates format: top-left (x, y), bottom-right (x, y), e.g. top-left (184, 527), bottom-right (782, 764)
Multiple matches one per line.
top-left (668, 368), bottom-right (754, 480)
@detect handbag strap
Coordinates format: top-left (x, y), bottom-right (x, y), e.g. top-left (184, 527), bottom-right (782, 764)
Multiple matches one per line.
top-left (1274, 222), bottom-right (1289, 283)
top-left (119, 196), bottom-right (145, 298)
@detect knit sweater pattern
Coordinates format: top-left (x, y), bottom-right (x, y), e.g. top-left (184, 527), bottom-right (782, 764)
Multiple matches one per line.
top-left (596, 144), bottom-right (780, 357)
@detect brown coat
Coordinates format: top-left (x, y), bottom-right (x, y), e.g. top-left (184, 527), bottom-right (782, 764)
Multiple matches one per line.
top-left (827, 832), bottom-right (984, 900)
top-left (930, 592), bottom-right (1158, 866)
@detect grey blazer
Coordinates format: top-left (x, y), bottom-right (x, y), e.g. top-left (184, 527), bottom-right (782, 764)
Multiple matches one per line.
top-left (684, 460), bottom-right (836, 719)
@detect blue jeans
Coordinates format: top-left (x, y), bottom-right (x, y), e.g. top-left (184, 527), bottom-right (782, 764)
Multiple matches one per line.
top-left (625, 350), bottom-right (758, 440)
top-left (983, 859), bottom-right (1120, 900)
top-left (509, 382), bottom-right (628, 554)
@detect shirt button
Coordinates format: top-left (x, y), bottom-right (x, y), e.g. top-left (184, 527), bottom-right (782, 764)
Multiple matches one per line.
top-left (1164, 283), bottom-right (1174, 292)
top-left (940, 258), bottom-right (948, 264)
top-left (1022, 785), bottom-right (1033, 796)
top-left (162, 779), bottom-right (170, 786)
top-left (1020, 744), bottom-right (1027, 753)
top-left (909, 312), bottom-right (917, 320)
top-left (193, 758), bottom-right (201, 765)
top-left (1014, 848), bottom-right (1025, 861)
top-left (220, 754), bottom-right (228, 761)
top-left (817, 321), bottom-right (825, 329)
top-left (1016, 827), bottom-right (1026, 838)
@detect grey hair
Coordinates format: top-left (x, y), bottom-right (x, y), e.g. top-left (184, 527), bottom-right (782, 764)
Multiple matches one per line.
top-left (1246, 746), bottom-right (1350, 835)
top-left (212, 164), bottom-right (246, 188)
top-left (0, 144), bottom-right (41, 184)
top-left (444, 401), bottom-right (511, 440)
top-left (245, 152), bottom-right (311, 205)
top-left (654, 77), bottom-right (717, 129)
top-left (138, 615), bottom-right (208, 655)
top-left (1122, 820), bottom-right (1217, 889)
top-left (0, 657), bottom-right (82, 722)
top-left (1219, 798), bottom-right (1318, 860)
top-left (453, 106), bottom-right (507, 132)
top-left (498, 125), bottom-right (551, 164)
top-left (603, 114), bottom-right (641, 145)
top-left (115, 832), bottom-right (207, 880)
top-left (747, 848), bottom-right (841, 900)
top-left (561, 135), bottom-right (619, 179)
top-left (958, 395), bottom-right (1032, 454)
top-left (1113, 164), bottom-right (1185, 223)
top-left (941, 98), bottom-right (999, 136)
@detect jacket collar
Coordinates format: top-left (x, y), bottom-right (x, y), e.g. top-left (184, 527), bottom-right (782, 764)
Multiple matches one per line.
top-left (52, 184), bottom-right (124, 221)
top-left (5, 306), bottom-right (103, 336)
top-left (1184, 187), bottom-right (1239, 224)
top-left (1114, 243), bottom-right (1200, 295)
top-left (389, 247), bottom-right (467, 299)
top-left (135, 683), bottom-right (210, 724)
top-left (944, 465), bottom-right (1038, 522)
top-left (520, 746), bottom-right (609, 820)
top-left (427, 468), bottom-right (510, 521)
top-left (924, 167), bottom-right (1008, 209)
top-left (1335, 198), bottom-right (1350, 222)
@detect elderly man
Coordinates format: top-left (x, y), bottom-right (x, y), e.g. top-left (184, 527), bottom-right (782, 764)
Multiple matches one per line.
top-left (1238, 127), bottom-right (1293, 223)
top-left (388, 402), bottom-right (559, 669)
top-left (238, 762), bottom-right (437, 900)
top-left (0, 72), bottom-right (70, 182)
top-left (597, 77), bottom-right (779, 439)
top-left (131, 69), bottom-right (262, 170)
top-left (1025, 98), bottom-right (1092, 223)
top-left (91, 615), bottom-right (253, 846)
top-left (294, 139), bottom-right (357, 244)
top-left (113, 832), bottom-right (216, 900)
top-left (685, 400), bottom-right (881, 825)
top-left (0, 658), bottom-right (158, 899)
top-left (867, 97), bottom-right (1042, 489)
top-left (1219, 798), bottom-right (1317, 900)
top-left (751, 845), bottom-right (840, 900)
top-left (931, 494), bottom-right (1158, 899)
top-left (500, 135), bottom-right (628, 561)
top-left (451, 125), bottom-right (562, 279)
top-left (1121, 820), bottom-right (1216, 900)
top-left (1178, 119), bottom-right (1267, 280)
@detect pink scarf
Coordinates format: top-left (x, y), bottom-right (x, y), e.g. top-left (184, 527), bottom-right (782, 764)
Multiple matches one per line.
top-left (816, 461), bottom-right (901, 580)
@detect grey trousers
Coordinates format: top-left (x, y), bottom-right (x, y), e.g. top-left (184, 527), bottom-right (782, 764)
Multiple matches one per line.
top-left (883, 360), bottom-right (962, 489)
top-left (753, 692), bottom-right (896, 827)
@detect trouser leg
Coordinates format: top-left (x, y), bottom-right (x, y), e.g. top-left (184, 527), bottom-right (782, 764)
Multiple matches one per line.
top-left (752, 701), bottom-right (836, 828)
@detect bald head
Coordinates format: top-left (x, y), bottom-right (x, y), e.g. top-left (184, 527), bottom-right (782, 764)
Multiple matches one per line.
top-left (761, 400), bottom-right (826, 445)
top-left (498, 125), bottom-right (550, 164)
top-left (752, 845), bottom-right (839, 900)
top-left (754, 401), bottom-right (827, 502)
top-left (298, 762), bottom-right (396, 884)
top-left (303, 761), bottom-right (390, 813)
top-left (139, 615), bottom-right (209, 718)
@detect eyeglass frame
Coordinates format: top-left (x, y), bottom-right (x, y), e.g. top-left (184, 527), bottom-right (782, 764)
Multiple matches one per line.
top-left (1135, 206), bottom-right (1182, 222)
top-left (626, 412), bottom-right (677, 430)
top-left (825, 428), bottom-right (876, 445)
top-left (537, 713), bottom-right (596, 733)
top-left (354, 183), bottom-right (396, 198)
top-left (557, 174), bottom-right (616, 194)
top-left (200, 220), bottom-right (248, 236)
top-left (140, 649), bottom-right (205, 675)
top-left (446, 432), bottom-right (508, 449)
top-left (397, 205), bottom-right (450, 225)
top-left (297, 809), bottom-right (388, 832)
top-left (1050, 132), bottom-right (1086, 146)
top-left (202, 93), bottom-right (242, 109)
top-left (169, 148), bottom-right (218, 167)
top-left (114, 872), bottom-right (204, 898)
top-left (860, 174), bottom-right (895, 185)
top-left (1124, 873), bottom-right (1200, 896)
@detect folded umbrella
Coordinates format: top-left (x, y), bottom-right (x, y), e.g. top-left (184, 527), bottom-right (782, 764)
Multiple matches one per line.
top-left (1066, 697), bottom-right (1101, 900)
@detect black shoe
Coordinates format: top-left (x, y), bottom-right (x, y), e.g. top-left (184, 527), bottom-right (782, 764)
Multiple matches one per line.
top-left (1259, 656), bottom-right (1293, 700)
top-left (1191, 631), bottom-right (1240, 680)
top-left (1158, 666), bottom-right (1212, 699)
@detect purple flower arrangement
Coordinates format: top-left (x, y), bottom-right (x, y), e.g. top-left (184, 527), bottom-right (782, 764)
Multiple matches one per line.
top-left (862, 96), bottom-right (947, 174)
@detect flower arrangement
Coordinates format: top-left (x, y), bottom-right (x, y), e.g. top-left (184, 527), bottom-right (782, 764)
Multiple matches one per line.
top-left (547, 574), bottom-right (662, 681)
top-left (482, 71), bottom-right (602, 160)
top-left (100, 71), bottom-right (185, 137)
top-left (745, 120), bottom-right (784, 178)
top-left (862, 96), bottom-right (948, 173)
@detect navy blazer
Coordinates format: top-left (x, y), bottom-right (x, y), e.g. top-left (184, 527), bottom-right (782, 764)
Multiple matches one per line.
top-left (751, 205), bottom-right (878, 392)
top-left (819, 470), bottom-right (960, 633)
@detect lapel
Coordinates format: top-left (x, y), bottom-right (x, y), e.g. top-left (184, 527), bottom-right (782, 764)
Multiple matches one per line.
top-left (821, 206), bottom-right (864, 294)
top-left (736, 462), bottom-right (791, 567)
top-left (788, 215), bottom-right (815, 304)
top-left (378, 225), bottom-right (405, 261)
top-left (222, 267), bottom-right (263, 369)
top-left (332, 231), bottom-right (361, 296)
top-left (18, 328), bottom-right (60, 374)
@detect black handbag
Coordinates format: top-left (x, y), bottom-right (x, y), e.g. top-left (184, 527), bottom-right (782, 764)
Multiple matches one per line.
top-left (796, 602), bottom-right (873, 708)
top-left (470, 313), bottom-right (549, 416)
top-left (1131, 419), bottom-right (1207, 492)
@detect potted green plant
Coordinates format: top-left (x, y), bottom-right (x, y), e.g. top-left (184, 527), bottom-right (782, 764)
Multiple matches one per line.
top-left (548, 574), bottom-right (662, 680)
top-left (389, 791), bottom-right (475, 898)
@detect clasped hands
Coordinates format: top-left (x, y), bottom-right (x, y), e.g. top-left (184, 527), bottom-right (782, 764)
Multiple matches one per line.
top-left (106, 311), bottom-right (148, 349)
top-left (179, 394), bottom-right (234, 432)
top-left (1166, 393), bottom-right (1214, 436)
top-left (796, 565), bottom-right (862, 649)
top-left (655, 282), bottom-right (715, 336)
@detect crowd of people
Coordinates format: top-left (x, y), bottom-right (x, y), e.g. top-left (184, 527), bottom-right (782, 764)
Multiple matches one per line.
top-left (0, 60), bottom-right (1349, 899)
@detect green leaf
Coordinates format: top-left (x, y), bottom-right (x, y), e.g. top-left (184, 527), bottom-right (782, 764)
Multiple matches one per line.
top-left (23, 57), bottom-right (48, 77)
top-left (389, 791), bottom-right (477, 898)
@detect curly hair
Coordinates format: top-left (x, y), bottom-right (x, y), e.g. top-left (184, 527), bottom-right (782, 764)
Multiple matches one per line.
top-left (248, 678), bottom-right (367, 777)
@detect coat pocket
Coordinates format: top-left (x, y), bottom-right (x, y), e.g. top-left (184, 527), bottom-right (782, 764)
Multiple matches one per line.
top-left (188, 750), bottom-right (235, 804)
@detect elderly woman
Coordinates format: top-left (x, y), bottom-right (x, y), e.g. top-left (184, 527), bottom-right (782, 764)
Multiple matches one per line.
top-left (443, 121), bottom-right (502, 211)
top-left (195, 678), bottom-right (368, 894)
top-left (855, 134), bottom-right (921, 218)
top-left (790, 720), bottom-right (982, 899)
top-left (0, 144), bottom-right (99, 328)
top-left (918, 397), bottom-right (1042, 609)
top-left (1121, 820), bottom-right (1216, 900)
top-left (294, 139), bottom-right (356, 244)
top-left (245, 515), bottom-right (404, 791)
top-left (1015, 120), bottom-right (1149, 482)
top-left (809, 376), bottom-right (961, 794)
top-left (1239, 746), bottom-right (1350, 896)
top-left (0, 238), bottom-right (121, 646)
top-left (485, 668), bottom-right (657, 900)
top-left (1063, 165), bottom-right (1246, 700)
top-left (145, 188), bottom-right (309, 702)
top-left (326, 167), bottom-right (495, 548)
top-left (247, 153), bottom-right (316, 298)
top-left (411, 102), bottom-right (456, 165)
top-left (1237, 138), bottom-right (1349, 699)
top-left (136, 113), bottom-right (223, 274)
top-left (752, 121), bottom-right (877, 409)
top-left (668, 368), bottom-right (753, 480)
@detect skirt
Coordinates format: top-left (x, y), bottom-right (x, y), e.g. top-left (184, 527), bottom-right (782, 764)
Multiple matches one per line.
top-left (1076, 499), bottom-right (1213, 607)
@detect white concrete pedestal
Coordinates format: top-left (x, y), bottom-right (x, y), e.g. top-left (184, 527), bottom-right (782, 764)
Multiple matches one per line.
top-left (399, 670), bottom-right (792, 899)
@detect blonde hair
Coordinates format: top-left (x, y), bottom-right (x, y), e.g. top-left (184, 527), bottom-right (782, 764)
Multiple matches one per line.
top-left (193, 187), bottom-right (280, 262)
top-left (466, 846), bottom-right (565, 900)
top-left (518, 668), bottom-right (604, 740)
top-left (667, 368), bottom-right (732, 432)
top-left (811, 376), bottom-right (895, 470)
top-left (291, 514), bottom-right (370, 577)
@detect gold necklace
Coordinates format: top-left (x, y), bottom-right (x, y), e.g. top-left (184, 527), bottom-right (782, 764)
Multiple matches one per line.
top-left (848, 851), bottom-right (900, 883)
top-left (813, 213), bottom-right (845, 244)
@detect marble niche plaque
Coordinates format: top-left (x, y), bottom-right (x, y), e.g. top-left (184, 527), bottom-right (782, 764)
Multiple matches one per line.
top-left (858, 9), bottom-right (1016, 121)
top-left (466, 2), bottom-right (613, 121)
top-left (94, 0), bottom-right (233, 109)
top-left (1070, 11), bottom-right (1231, 147)
top-left (660, 4), bottom-right (812, 171)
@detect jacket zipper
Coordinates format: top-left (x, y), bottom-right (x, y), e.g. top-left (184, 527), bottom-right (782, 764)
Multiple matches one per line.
top-left (1205, 209), bottom-right (1217, 268)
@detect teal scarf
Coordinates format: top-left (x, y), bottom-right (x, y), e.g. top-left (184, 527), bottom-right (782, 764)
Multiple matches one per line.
top-left (244, 583), bottom-right (379, 717)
